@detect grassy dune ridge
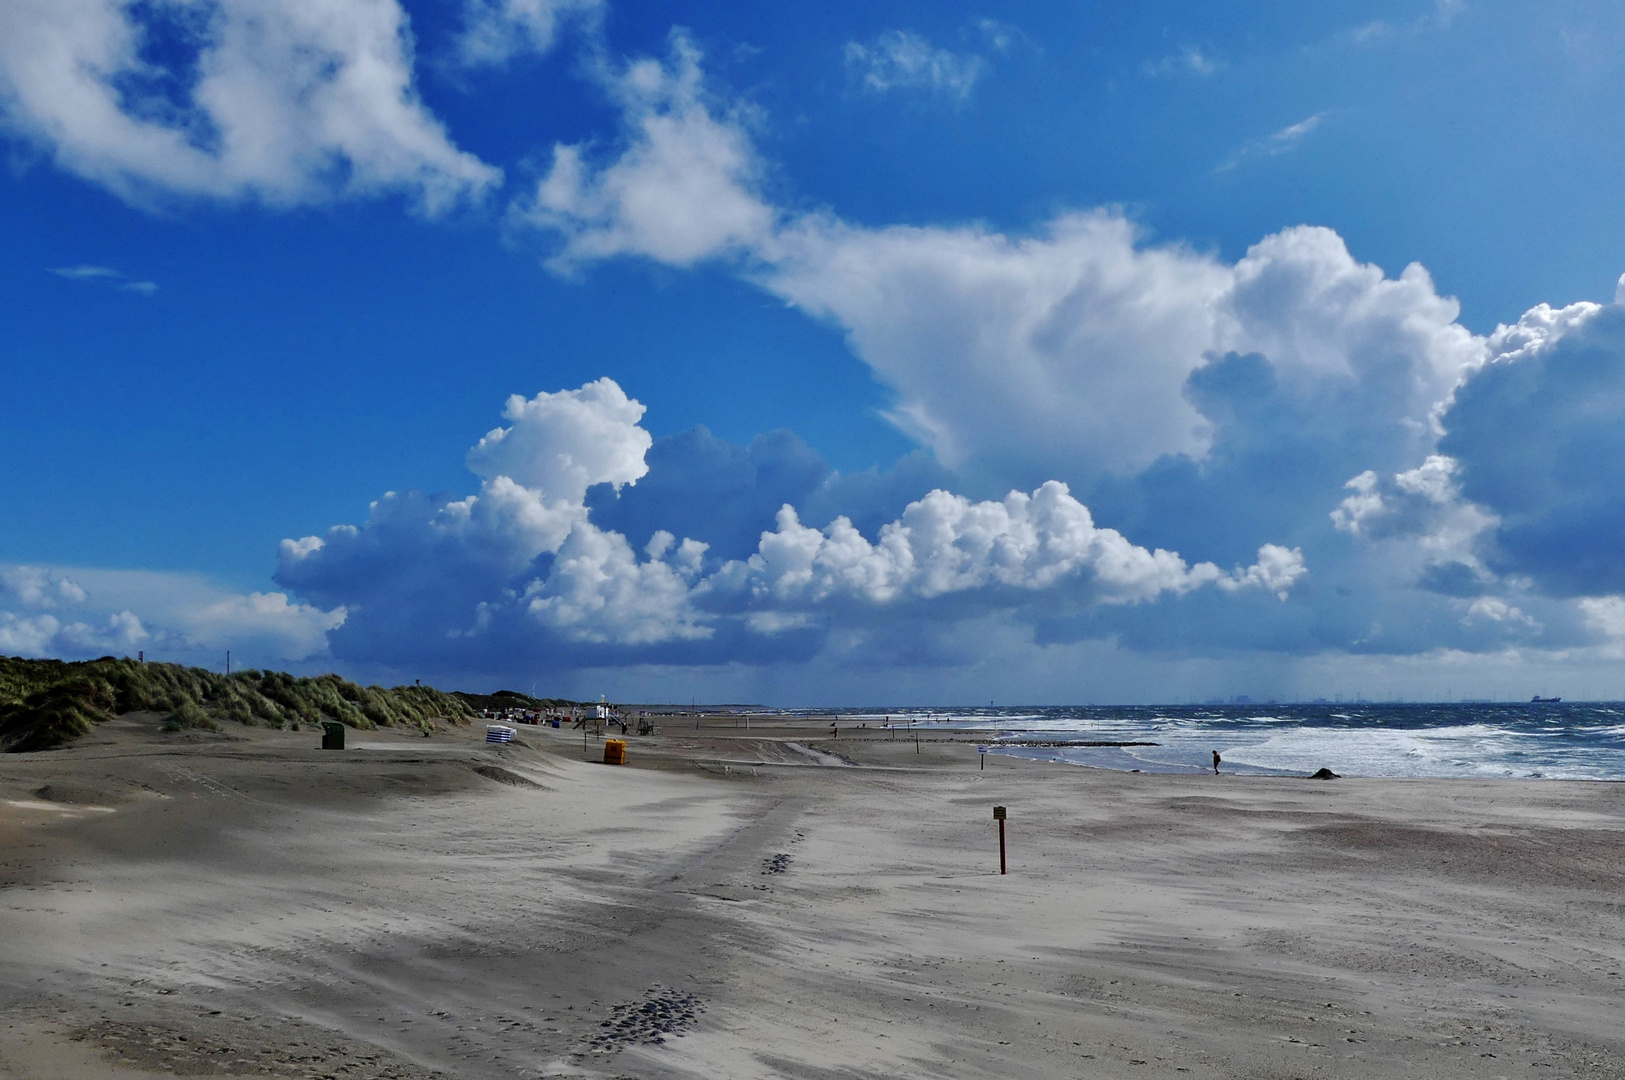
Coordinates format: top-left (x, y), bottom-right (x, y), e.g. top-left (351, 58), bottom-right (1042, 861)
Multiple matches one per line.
top-left (0, 656), bottom-right (479, 753)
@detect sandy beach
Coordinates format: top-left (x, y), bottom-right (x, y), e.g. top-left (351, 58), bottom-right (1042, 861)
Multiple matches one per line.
top-left (3, 713), bottom-right (1625, 1079)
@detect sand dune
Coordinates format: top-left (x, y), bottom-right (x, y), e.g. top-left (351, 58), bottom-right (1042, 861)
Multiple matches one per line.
top-left (3, 713), bottom-right (1625, 1078)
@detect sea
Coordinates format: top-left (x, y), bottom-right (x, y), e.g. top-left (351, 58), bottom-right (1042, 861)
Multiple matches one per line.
top-left (792, 703), bottom-right (1625, 781)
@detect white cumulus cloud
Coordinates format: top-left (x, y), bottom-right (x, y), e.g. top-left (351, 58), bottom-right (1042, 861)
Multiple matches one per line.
top-left (281, 379), bottom-right (661, 617)
top-left (765, 211), bottom-right (1231, 477)
top-left (523, 523), bottom-right (710, 644)
top-left (1436, 295), bottom-right (1625, 600)
top-left (704, 481), bottom-right (1302, 609)
top-left (0, 565), bottom-right (89, 608)
top-left (1216, 544), bottom-right (1308, 600)
top-left (516, 42), bottom-right (1481, 492)
top-left (453, 0), bottom-right (600, 68)
top-left (1579, 596), bottom-right (1625, 640)
top-left (181, 591), bottom-right (345, 657)
top-left (467, 377), bottom-right (652, 500)
top-left (514, 32), bottom-right (775, 268)
top-left (0, 563), bottom-right (342, 664)
top-left (276, 381), bottom-right (1306, 663)
top-left (0, 610), bottom-right (148, 656)
top-left (765, 219), bottom-right (1479, 485)
top-left (1462, 595), bottom-right (1540, 631)
top-left (0, 0), bottom-right (499, 212)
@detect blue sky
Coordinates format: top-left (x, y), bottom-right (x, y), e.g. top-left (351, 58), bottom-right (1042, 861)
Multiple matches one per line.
top-left (6, 0), bottom-right (1625, 703)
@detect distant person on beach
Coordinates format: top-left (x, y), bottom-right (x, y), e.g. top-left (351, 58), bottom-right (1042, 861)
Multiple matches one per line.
top-left (831, 724), bottom-right (839, 739)
top-left (1212, 750), bottom-right (1221, 775)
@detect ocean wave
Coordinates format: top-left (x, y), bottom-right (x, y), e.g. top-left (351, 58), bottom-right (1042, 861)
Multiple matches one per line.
top-left (859, 704), bottom-right (1625, 780)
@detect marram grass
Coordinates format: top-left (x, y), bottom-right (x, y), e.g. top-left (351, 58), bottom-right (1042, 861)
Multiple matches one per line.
top-left (0, 656), bottom-right (477, 753)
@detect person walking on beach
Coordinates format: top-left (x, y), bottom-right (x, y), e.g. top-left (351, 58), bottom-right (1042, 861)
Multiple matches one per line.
top-left (1212, 750), bottom-right (1222, 775)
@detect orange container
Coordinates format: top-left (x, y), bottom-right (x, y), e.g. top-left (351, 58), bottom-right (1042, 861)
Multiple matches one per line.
top-left (603, 739), bottom-right (626, 765)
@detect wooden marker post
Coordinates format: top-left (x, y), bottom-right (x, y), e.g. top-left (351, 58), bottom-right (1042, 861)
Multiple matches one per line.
top-left (993, 805), bottom-right (1007, 874)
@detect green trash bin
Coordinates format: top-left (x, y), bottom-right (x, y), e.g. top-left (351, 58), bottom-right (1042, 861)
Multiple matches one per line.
top-left (321, 721), bottom-right (345, 750)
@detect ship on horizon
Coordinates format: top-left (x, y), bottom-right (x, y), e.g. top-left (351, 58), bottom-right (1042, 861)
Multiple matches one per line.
top-left (1531, 695), bottom-right (1562, 704)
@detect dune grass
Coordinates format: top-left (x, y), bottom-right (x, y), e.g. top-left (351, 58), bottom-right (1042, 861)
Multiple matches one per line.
top-left (0, 656), bottom-right (477, 753)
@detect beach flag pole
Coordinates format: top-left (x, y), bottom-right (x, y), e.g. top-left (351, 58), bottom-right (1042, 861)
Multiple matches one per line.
top-left (993, 805), bottom-right (1007, 874)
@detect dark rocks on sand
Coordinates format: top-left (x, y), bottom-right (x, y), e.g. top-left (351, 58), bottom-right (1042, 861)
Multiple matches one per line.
top-left (1309, 767), bottom-right (1341, 780)
top-left (586, 987), bottom-right (705, 1053)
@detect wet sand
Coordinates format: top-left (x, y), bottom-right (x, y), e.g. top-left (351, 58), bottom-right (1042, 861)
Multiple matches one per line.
top-left (3, 712), bottom-right (1625, 1078)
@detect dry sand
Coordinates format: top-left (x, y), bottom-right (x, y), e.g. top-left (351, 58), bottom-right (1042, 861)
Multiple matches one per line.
top-left (3, 712), bottom-right (1625, 1079)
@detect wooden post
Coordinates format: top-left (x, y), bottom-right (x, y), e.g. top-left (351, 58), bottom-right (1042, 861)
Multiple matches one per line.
top-left (993, 805), bottom-right (1006, 874)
